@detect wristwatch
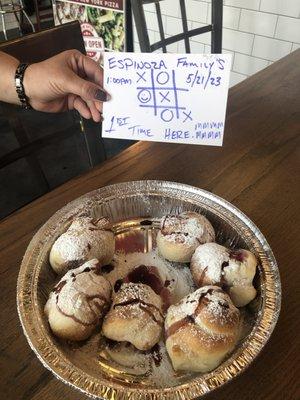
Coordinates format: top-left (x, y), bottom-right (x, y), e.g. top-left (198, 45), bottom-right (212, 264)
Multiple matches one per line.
top-left (15, 63), bottom-right (32, 110)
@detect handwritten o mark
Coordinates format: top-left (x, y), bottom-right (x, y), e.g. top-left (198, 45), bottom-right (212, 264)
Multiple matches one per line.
top-left (138, 89), bottom-right (152, 104)
top-left (156, 71), bottom-right (170, 85)
top-left (161, 109), bottom-right (174, 122)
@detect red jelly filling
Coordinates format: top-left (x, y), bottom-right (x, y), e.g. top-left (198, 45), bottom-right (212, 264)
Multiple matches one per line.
top-left (120, 265), bottom-right (171, 311)
top-left (230, 250), bottom-right (246, 262)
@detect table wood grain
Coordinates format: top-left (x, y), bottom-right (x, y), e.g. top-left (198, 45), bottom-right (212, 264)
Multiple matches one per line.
top-left (1, 50), bottom-right (299, 400)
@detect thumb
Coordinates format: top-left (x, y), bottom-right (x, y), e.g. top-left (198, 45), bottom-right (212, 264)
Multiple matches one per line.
top-left (65, 73), bottom-right (109, 102)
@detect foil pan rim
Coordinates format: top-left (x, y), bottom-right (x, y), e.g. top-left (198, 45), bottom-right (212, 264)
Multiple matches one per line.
top-left (17, 180), bottom-right (281, 399)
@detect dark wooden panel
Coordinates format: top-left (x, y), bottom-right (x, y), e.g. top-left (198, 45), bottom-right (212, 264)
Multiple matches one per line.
top-left (0, 21), bottom-right (85, 62)
top-left (0, 50), bottom-right (299, 400)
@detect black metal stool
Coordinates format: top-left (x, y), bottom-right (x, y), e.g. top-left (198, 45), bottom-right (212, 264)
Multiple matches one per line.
top-left (0, 0), bottom-right (35, 40)
top-left (131, 0), bottom-right (223, 53)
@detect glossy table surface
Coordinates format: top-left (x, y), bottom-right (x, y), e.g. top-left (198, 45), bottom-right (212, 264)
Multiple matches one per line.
top-left (0, 50), bottom-right (299, 400)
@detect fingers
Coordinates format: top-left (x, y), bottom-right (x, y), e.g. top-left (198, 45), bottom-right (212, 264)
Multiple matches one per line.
top-left (94, 101), bottom-right (103, 113)
top-left (65, 71), bottom-right (109, 103)
top-left (69, 94), bottom-right (102, 122)
top-left (87, 100), bottom-right (102, 122)
top-left (62, 51), bottom-right (108, 121)
top-left (73, 51), bottom-right (104, 87)
top-left (73, 96), bottom-right (92, 120)
top-left (69, 52), bottom-right (111, 103)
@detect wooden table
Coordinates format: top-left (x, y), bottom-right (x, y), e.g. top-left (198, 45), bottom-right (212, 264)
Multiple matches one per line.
top-left (1, 50), bottom-right (299, 400)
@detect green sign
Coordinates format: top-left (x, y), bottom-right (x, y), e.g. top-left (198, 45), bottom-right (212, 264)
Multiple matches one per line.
top-left (53, 0), bottom-right (126, 62)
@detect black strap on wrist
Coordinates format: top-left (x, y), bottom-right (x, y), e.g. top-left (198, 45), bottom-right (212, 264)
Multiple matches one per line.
top-left (15, 63), bottom-right (32, 110)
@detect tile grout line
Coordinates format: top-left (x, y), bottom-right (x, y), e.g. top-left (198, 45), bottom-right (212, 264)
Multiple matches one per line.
top-left (157, 23), bottom-right (300, 46)
top-left (231, 70), bottom-right (248, 77)
top-left (237, 7), bottom-right (242, 30)
top-left (229, 50), bottom-right (272, 64)
top-left (231, 48), bottom-right (235, 68)
top-left (206, 1), bottom-right (210, 24)
top-left (215, 4), bottom-right (300, 20)
top-left (147, 14), bottom-right (300, 46)
top-left (146, 11), bottom-right (300, 45)
top-left (273, 15), bottom-right (279, 38)
top-left (142, 27), bottom-right (294, 62)
top-left (250, 32), bottom-right (256, 56)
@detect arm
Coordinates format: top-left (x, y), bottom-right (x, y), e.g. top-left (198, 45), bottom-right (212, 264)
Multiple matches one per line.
top-left (0, 49), bottom-right (109, 122)
top-left (0, 51), bottom-right (20, 105)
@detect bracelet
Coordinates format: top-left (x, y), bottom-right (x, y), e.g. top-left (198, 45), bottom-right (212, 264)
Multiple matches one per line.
top-left (15, 63), bottom-right (32, 110)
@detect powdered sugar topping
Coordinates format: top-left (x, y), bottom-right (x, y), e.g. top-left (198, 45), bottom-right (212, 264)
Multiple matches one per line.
top-left (166, 286), bottom-right (238, 329)
top-left (47, 259), bottom-right (111, 325)
top-left (191, 242), bottom-right (229, 283)
top-left (105, 282), bottom-right (164, 338)
top-left (160, 211), bottom-right (215, 246)
top-left (50, 216), bottom-right (114, 267)
top-left (53, 234), bottom-right (89, 262)
top-left (116, 282), bottom-right (155, 302)
top-left (105, 250), bottom-right (195, 305)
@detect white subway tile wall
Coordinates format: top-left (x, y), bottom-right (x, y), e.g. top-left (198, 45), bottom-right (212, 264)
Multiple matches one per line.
top-left (207, 6), bottom-right (241, 30)
top-left (133, 0), bottom-right (300, 87)
top-left (159, 0), bottom-right (181, 18)
top-left (260, 0), bottom-right (300, 18)
top-left (221, 6), bottom-right (241, 30)
top-left (186, 1), bottom-right (208, 24)
top-left (239, 9), bottom-right (277, 36)
top-left (190, 40), bottom-right (205, 53)
top-left (292, 42), bottom-right (300, 51)
top-left (233, 53), bottom-right (269, 75)
top-left (144, 10), bottom-right (163, 32)
top-left (230, 71), bottom-right (247, 86)
top-left (224, 0), bottom-right (260, 11)
top-left (252, 35), bottom-right (292, 61)
top-left (165, 15), bottom-right (184, 36)
top-left (222, 28), bottom-right (254, 53)
top-left (275, 16), bottom-right (300, 42)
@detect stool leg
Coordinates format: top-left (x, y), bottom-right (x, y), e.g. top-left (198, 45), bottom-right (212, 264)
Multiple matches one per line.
top-left (12, 4), bottom-right (22, 35)
top-left (22, 9), bottom-right (35, 32)
top-left (32, 0), bottom-right (40, 31)
top-left (0, 13), bottom-right (7, 40)
top-left (19, 0), bottom-right (35, 32)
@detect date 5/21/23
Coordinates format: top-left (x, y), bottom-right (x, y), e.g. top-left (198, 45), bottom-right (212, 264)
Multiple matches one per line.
top-left (186, 71), bottom-right (221, 88)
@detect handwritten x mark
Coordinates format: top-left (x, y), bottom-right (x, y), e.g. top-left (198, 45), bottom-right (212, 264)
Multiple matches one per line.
top-left (159, 91), bottom-right (170, 103)
top-left (183, 110), bottom-right (193, 122)
top-left (136, 71), bottom-right (147, 83)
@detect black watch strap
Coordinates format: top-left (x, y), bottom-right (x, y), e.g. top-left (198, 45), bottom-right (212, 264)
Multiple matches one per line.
top-left (15, 63), bottom-right (32, 110)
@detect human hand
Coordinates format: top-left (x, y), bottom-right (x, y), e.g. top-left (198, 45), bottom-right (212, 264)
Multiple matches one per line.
top-left (23, 49), bottom-right (109, 122)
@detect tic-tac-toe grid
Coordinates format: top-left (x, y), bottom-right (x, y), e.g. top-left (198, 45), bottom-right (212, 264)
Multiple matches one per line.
top-left (136, 69), bottom-right (189, 122)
